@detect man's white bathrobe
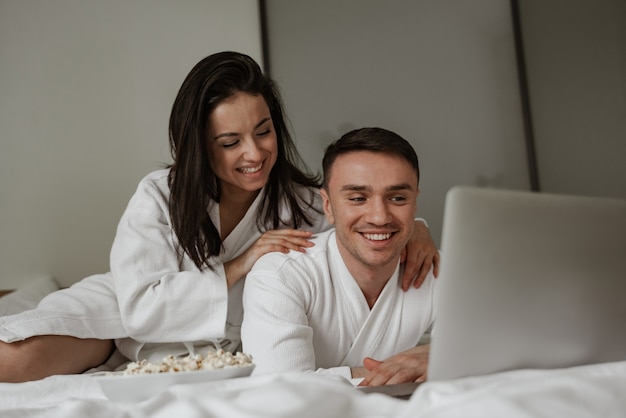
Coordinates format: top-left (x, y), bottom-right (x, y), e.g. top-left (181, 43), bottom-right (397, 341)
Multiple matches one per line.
top-left (241, 229), bottom-right (437, 379)
top-left (0, 169), bottom-right (328, 363)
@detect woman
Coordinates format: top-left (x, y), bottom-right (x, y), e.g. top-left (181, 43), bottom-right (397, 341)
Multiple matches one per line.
top-left (0, 51), bottom-right (438, 382)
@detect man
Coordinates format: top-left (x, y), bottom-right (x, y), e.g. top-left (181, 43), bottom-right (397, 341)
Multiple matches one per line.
top-left (241, 127), bottom-right (437, 386)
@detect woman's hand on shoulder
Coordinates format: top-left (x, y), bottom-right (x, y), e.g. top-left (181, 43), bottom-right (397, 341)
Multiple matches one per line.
top-left (401, 220), bottom-right (440, 291)
top-left (224, 229), bottom-right (314, 288)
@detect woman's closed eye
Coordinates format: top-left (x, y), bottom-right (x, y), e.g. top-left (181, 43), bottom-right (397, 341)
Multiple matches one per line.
top-left (222, 139), bottom-right (240, 148)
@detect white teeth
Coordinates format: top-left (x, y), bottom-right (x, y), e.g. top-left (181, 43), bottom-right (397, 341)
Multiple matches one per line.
top-left (363, 233), bottom-right (392, 241)
top-left (239, 164), bottom-right (261, 174)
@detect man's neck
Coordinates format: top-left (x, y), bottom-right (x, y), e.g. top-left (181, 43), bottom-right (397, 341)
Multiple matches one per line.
top-left (357, 268), bottom-right (398, 309)
top-left (336, 244), bottom-right (400, 309)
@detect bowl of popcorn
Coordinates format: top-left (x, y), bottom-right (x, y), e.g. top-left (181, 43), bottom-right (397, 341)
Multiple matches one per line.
top-left (94, 349), bottom-right (255, 402)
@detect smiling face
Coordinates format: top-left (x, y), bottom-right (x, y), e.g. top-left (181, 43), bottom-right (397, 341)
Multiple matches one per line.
top-left (321, 150), bottom-right (419, 280)
top-left (207, 91), bottom-right (278, 201)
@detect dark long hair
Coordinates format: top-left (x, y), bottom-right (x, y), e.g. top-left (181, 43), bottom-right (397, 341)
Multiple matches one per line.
top-left (168, 51), bottom-right (321, 270)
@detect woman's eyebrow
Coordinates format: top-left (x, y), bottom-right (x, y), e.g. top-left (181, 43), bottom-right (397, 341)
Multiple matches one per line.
top-left (255, 117), bottom-right (272, 129)
top-left (213, 131), bottom-right (238, 141)
top-left (213, 117), bottom-right (272, 141)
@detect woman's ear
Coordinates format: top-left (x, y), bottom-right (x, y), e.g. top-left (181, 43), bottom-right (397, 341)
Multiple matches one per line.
top-left (319, 188), bottom-right (335, 225)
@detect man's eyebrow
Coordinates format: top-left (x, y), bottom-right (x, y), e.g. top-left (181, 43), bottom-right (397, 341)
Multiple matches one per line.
top-left (339, 183), bottom-right (415, 192)
top-left (387, 183), bottom-right (416, 191)
top-left (213, 117), bottom-right (272, 141)
top-left (340, 184), bottom-right (370, 192)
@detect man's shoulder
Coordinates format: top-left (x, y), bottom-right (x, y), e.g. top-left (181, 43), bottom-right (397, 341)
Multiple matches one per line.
top-left (249, 229), bottom-right (335, 279)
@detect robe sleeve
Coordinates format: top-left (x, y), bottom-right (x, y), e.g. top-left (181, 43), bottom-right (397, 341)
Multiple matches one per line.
top-left (242, 258), bottom-right (315, 374)
top-left (110, 172), bottom-right (228, 343)
top-left (242, 253), bottom-right (352, 379)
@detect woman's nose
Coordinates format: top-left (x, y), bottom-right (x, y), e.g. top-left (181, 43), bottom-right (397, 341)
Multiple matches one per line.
top-left (242, 137), bottom-right (262, 160)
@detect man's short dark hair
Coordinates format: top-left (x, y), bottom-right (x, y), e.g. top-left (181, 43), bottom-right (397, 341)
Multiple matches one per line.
top-left (322, 127), bottom-right (420, 189)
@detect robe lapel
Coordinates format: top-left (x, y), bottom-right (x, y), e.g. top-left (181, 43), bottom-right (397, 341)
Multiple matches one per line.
top-left (211, 189), bottom-right (265, 261)
top-left (327, 237), bottom-right (424, 366)
top-left (340, 265), bottom-right (405, 366)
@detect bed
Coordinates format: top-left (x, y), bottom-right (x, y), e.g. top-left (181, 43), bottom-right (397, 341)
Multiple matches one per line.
top-left (2, 359), bottom-right (625, 417)
top-left (1, 278), bottom-right (625, 417)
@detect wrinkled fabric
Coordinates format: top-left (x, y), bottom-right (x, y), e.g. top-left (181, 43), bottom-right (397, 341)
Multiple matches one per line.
top-left (2, 362), bottom-right (626, 418)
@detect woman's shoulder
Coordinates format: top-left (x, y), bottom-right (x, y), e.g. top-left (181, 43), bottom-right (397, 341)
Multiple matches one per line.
top-left (135, 168), bottom-right (170, 193)
top-left (124, 168), bottom-right (171, 209)
top-left (138, 168), bottom-right (170, 186)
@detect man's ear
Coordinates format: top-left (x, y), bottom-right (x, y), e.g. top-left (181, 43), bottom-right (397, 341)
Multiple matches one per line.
top-left (319, 188), bottom-right (335, 225)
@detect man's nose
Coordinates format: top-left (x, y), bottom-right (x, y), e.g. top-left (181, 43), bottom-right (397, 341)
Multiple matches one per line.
top-left (366, 198), bottom-right (392, 225)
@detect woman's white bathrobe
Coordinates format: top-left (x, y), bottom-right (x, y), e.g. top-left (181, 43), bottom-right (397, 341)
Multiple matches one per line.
top-left (241, 229), bottom-right (438, 380)
top-left (0, 169), bottom-right (328, 363)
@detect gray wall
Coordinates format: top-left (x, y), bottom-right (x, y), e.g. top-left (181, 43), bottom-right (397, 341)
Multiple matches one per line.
top-left (518, 0), bottom-right (626, 198)
top-left (264, 0), bottom-right (531, 246)
top-left (2, 0), bottom-right (624, 289)
top-left (0, 0), bottom-right (262, 289)
top-left (264, 0), bottom-right (626, 246)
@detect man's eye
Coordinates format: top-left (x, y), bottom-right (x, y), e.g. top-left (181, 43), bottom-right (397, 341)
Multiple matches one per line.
top-left (349, 197), bottom-right (366, 202)
top-left (390, 196), bottom-right (407, 202)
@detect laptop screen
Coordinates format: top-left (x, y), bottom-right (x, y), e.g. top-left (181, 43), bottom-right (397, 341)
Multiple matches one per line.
top-left (428, 186), bottom-right (626, 381)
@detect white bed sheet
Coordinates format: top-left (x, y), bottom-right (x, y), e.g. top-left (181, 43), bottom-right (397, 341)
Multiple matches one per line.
top-left (405, 360), bottom-right (626, 418)
top-left (1, 360), bottom-right (625, 418)
top-left (2, 280), bottom-right (624, 417)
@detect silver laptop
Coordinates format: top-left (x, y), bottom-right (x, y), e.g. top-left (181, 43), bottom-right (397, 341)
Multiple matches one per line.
top-left (428, 186), bottom-right (626, 381)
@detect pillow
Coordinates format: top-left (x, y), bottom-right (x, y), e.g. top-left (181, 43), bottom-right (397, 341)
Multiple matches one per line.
top-left (0, 276), bottom-right (60, 316)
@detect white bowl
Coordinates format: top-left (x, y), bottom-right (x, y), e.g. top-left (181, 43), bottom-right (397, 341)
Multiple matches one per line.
top-left (93, 364), bottom-right (255, 402)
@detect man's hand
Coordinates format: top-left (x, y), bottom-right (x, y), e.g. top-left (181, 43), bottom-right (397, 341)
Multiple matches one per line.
top-left (357, 344), bottom-right (430, 387)
top-left (401, 221), bottom-right (440, 291)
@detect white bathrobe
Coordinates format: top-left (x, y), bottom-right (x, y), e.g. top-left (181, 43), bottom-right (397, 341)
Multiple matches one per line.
top-left (241, 229), bottom-right (437, 379)
top-left (0, 169), bottom-right (328, 363)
